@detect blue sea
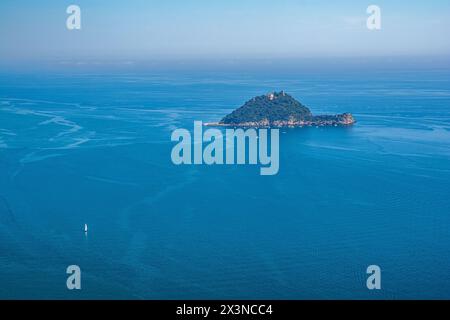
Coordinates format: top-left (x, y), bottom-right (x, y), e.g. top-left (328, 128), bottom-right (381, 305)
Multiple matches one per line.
top-left (0, 65), bottom-right (449, 299)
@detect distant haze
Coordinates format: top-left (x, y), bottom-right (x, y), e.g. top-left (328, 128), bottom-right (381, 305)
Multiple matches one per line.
top-left (1, 0), bottom-right (449, 65)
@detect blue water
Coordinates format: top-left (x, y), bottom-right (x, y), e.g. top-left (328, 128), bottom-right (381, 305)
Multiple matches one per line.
top-left (0, 68), bottom-right (449, 299)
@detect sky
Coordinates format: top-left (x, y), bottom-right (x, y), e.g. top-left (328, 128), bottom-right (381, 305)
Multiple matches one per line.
top-left (0, 0), bottom-right (449, 64)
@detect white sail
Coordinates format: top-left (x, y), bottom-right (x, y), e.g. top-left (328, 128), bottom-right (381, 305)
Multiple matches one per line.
top-left (84, 224), bottom-right (88, 232)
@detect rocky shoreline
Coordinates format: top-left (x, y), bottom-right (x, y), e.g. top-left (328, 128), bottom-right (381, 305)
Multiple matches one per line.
top-left (205, 113), bottom-right (355, 128)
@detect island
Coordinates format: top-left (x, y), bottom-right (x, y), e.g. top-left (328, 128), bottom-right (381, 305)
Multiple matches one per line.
top-left (205, 91), bottom-right (355, 127)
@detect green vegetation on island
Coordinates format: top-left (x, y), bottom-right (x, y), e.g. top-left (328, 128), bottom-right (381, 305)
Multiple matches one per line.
top-left (206, 91), bottom-right (355, 127)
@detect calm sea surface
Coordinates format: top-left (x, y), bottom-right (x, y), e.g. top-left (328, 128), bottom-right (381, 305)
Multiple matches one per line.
top-left (0, 68), bottom-right (449, 299)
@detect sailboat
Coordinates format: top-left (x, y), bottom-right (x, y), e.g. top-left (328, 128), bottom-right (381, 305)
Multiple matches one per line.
top-left (84, 224), bottom-right (88, 233)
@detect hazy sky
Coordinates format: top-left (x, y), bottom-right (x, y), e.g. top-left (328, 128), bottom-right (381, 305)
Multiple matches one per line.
top-left (1, 0), bottom-right (450, 62)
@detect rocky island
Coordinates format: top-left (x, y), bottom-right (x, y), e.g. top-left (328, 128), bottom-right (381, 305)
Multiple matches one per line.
top-left (206, 91), bottom-right (355, 127)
